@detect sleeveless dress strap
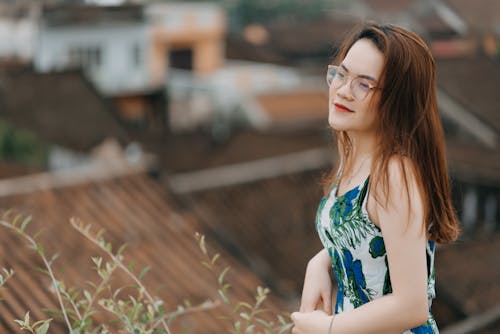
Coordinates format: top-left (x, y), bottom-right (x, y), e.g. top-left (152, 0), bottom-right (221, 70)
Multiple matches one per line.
top-left (358, 175), bottom-right (371, 214)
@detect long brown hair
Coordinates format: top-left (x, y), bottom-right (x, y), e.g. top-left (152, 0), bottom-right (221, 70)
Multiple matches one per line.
top-left (324, 22), bottom-right (460, 244)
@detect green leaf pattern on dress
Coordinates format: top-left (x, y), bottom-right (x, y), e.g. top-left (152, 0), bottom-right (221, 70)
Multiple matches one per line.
top-left (315, 177), bottom-right (439, 333)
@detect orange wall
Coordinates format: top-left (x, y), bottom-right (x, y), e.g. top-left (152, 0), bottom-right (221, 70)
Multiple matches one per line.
top-left (148, 12), bottom-right (226, 85)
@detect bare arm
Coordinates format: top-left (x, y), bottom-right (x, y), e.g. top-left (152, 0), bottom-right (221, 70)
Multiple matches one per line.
top-left (299, 248), bottom-right (333, 314)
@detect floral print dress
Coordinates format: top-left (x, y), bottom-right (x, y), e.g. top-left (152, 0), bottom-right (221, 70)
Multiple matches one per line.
top-left (315, 176), bottom-right (439, 333)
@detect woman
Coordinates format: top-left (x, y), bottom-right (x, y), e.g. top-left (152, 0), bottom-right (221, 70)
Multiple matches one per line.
top-left (291, 22), bottom-right (460, 333)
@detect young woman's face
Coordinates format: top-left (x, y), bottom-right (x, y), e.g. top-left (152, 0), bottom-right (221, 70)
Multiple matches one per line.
top-left (328, 38), bottom-right (384, 134)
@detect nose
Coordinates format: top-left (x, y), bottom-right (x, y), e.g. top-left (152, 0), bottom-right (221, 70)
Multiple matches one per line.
top-left (335, 78), bottom-right (354, 100)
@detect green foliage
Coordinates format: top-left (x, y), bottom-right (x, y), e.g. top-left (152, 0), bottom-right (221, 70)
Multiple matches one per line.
top-left (0, 120), bottom-right (48, 168)
top-left (0, 267), bottom-right (15, 290)
top-left (232, 0), bottom-right (332, 25)
top-left (14, 312), bottom-right (52, 334)
top-left (194, 233), bottom-right (293, 334)
top-left (0, 211), bottom-right (293, 334)
top-left (169, 0), bottom-right (333, 30)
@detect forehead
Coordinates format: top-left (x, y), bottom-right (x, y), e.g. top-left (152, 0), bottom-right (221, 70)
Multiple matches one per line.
top-left (342, 38), bottom-right (384, 80)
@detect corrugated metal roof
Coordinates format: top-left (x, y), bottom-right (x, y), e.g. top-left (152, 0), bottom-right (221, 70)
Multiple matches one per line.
top-left (0, 173), bottom-right (286, 333)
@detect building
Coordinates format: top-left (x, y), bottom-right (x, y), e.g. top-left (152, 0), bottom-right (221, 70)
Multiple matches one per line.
top-left (0, 1), bottom-right (38, 62)
top-left (34, 4), bottom-right (154, 98)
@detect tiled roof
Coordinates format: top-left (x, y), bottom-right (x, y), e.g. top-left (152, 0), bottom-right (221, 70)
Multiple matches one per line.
top-left (436, 57), bottom-right (500, 134)
top-left (184, 169), bottom-right (327, 300)
top-left (363, 0), bottom-right (416, 11)
top-left (443, 0), bottom-right (500, 32)
top-left (0, 173), bottom-right (286, 333)
top-left (267, 18), bottom-right (356, 60)
top-left (255, 90), bottom-right (328, 130)
top-left (41, 4), bottom-right (144, 27)
top-left (135, 128), bottom-right (329, 173)
top-left (0, 162), bottom-right (40, 180)
top-left (446, 139), bottom-right (500, 185)
top-left (436, 233), bottom-right (500, 318)
top-left (0, 67), bottom-right (129, 151)
top-left (226, 18), bottom-right (357, 64)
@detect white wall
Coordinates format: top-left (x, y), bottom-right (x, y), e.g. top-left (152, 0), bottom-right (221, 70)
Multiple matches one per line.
top-left (0, 18), bottom-right (36, 61)
top-left (34, 23), bottom-right (150, 95)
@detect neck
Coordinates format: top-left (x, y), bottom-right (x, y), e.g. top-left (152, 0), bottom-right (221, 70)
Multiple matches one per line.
top-left (347, 130), bottom-right (377, 163)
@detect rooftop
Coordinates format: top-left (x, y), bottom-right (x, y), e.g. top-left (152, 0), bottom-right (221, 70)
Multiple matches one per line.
top-left (0, 67), bottom-right (129, 152)
top-left (443, 0), bottom-right (500, 32)
top-left (436, 57), bottom-right (500, 136)
top-left (41, 4), bottom-right (143, 27)
top-left (0, 171), bottom-right (286, 333)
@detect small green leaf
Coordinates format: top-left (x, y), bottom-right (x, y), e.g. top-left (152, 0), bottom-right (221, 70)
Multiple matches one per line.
top-left (49, 253), bottom-right (59, 265)
top-left (218, 289), bottom-right (229, 304)
top-left (20, 216), bottom-right (32, 231)
top-left (211, 253), bottom-right (220, 265)
top-left (35, 243), bottom-right (44, 256)
top-left (117, 244), bottom-right (127, 256)
top-left (138, 266), bottom-right (150, 280)
top-left (127, 261), bottom-right (137, 272)
top-left (13, 319), bottom-right (25, 327)
top-left (201, 261), bottom-right (212, 270)
top-left (105, 242), bottom-right (112, 253)
top-left (2, 208), bottom-right (13, 219)
top-left (233, 301), bottom-right (253, 313)
top-left (12, 214), bottom-right (22, 227)
top-left (218, 266), bottom-right (230, 285)
top-left (35, 320), bottom-right (51, 334)
top-left (244, 324), bottom-right (255, 333)
top-left (199, 235), bottom-right (207, 255)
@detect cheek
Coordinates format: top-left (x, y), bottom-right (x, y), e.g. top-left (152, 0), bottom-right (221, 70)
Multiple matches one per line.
top-left (328, 86), bottom-right (336, 101)
top-left (356, 98), bottom-right (379, 128)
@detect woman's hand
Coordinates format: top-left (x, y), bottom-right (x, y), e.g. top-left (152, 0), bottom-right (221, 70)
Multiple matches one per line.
top-left (299, 248), bottom-right (333, 314)
top-left (291, 310), bottom-right (333, 334)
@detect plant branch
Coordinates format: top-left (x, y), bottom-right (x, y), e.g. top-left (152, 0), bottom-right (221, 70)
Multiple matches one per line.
top-left (70, 218), bottom-right (171, 334)
top-left (0, 218), bottom-right (74, 333)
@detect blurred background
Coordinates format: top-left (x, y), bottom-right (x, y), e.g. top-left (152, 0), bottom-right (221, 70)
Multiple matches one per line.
top-left (0, 0), bottom-right (499, 333)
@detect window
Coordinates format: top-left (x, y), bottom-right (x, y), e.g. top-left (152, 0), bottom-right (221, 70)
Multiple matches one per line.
top-left (132, 44), bottom-right (141, 68)
top-left (68, 45), bottom-right (102, 69)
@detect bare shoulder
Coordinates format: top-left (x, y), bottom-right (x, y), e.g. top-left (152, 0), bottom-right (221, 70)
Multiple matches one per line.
top-left (369, 155), bottom-right (425, 231)
top-left (387, 155), bottom-right (418, 186)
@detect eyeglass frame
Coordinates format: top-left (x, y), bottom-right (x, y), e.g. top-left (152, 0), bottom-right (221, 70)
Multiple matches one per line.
top-left (326, 64), bottom-right (382, 101)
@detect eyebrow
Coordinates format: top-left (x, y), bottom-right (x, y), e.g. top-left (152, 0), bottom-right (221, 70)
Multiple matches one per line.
top-left (340, 64), bottom-right (378, 82)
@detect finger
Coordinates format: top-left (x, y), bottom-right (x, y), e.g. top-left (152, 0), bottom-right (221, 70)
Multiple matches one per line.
top-left (291, 313), bottom-right (300, 334)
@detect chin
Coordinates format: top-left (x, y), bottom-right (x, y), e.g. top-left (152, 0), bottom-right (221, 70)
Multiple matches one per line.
top-left (328, 109), bottom-right (352, 131)
top-left (328, 116), bottom-right (349, 131)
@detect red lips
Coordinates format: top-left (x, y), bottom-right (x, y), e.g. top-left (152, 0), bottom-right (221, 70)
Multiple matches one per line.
top-left (334, 103), bottom-right (354, 113)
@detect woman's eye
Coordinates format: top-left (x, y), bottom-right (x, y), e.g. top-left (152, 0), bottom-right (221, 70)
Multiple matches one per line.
top-left (357, 81), bottom-right (370, 91)
top-left (337, 72), bottom-right (346, 79)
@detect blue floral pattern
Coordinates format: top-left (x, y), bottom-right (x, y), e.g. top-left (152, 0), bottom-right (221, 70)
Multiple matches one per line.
top-left (315, 176), bottom-right (439, 333)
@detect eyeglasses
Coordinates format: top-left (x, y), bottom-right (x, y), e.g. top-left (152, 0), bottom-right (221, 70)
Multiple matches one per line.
top-left (326, 65), bottom-right (381, 101)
